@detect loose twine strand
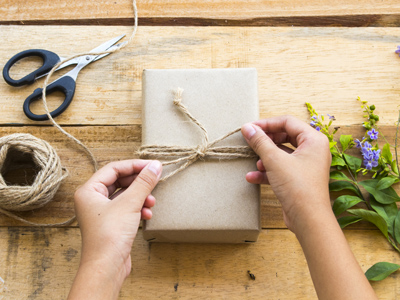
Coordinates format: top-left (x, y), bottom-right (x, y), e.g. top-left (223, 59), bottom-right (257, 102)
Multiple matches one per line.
top-left (41, 0), bottom-right (138, 172)
top-left (0, 1), bottom-right (138, 226)
top-left (138, 88), bottom-right (258, 182)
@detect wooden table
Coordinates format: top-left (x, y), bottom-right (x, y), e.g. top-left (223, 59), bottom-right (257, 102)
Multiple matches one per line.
top-left (1, 1), bottom-right (400, 298)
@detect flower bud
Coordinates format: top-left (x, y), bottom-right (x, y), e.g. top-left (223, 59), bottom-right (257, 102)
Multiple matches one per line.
top-left (370, 105), bottom-right (376, 111)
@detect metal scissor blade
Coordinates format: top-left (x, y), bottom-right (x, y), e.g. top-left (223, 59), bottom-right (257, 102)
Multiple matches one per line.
top-left (89, 34), bottom-right (126, 54)
top-left (93, 41), bottom-right (128, 62)
top-left (35, 57), bottom-right (81, 80)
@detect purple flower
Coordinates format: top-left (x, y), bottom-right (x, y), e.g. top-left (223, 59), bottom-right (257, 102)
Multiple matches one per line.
top-left (360, 141), bottom-right (380, 170)
top-left (363, 159), bottom-right (379, 170)
top-left (367, 128), bottom-right (379, 140)
top-left (310, 121), bottom-right (316, 126)
top-left (363, 141), bottom-right (372, 149)
top-left (327, 114), bottom-right (336, 120)
top-left (355, 139), bottom-right (362, 148)
top-left (396, 46), bottom-right (400, 57)
top-left (373, 149), bottom-right (381, 160)
top-left (362, 148), bottom-right (372, 159)
top-left (315, 126), bottom-right (321, 131)
top-left (311, 115), bottom-right (318, 121)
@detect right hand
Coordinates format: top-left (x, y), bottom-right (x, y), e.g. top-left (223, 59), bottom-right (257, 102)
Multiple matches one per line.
top-left (241, 115), bottom-right (332, 233)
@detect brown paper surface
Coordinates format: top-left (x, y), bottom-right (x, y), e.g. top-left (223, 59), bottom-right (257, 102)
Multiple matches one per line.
top-left (142, 68), bottom-right (260, 243)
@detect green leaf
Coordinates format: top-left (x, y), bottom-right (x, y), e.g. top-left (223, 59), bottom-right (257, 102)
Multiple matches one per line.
top-left (332, 195), bottom-right (363, 216)
top-left (329, 181), bottom-right (362, 197)
top-left (330, 171), bottom-right (352, 182)
top-left (359, 179), bottom-right (400, 204)
top-left (382, 143), bottom-right (393, 163)
top-left (331, 156), bottom-right (346, 167)
top-left (376, 176), bottom-right (399, 190)
top-left (347, 209), bottom-right (388, 238)
top-left (394, 210), bottom-right (400, 245)
top-left (340, 135), bottom-right (353, 152)
top-left (365, 262), bottom-right (400, 281)
top-left (337, 216), bottom-right (362, 228)
top-left (392, 160), bottom-right (399, 175)
top-left (329, 141), bottom-right (337, 149)
top-left (369, 196), bottom-right (398, 237)
top-left (343, 153), bottom-right (362, 176)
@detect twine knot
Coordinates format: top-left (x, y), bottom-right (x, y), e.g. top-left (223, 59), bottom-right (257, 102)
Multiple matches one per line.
top-left (138, 89), bottom-right (258, 181)
top-left (195, 145), bottom-right (207, 158)
top-left (173, 88), bottom-right (184, 106)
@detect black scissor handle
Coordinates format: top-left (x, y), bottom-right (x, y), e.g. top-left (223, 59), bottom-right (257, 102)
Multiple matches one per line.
top-left (3, 49), bottom-right (60, 87)
top-left (23, 76), bottom-right (76, 121)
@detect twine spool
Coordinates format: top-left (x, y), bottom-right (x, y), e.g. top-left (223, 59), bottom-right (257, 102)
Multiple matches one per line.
top-left (0, 133), bottom-right (72, 226)
top-left (0, 0), bottom-right (138, 226)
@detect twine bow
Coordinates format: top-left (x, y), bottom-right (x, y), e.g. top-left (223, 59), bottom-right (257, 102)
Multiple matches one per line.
top-left (138, 88), bottom-right (258, 182)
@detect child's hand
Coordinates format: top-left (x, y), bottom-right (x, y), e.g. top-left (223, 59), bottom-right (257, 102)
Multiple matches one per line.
top-left (241, 115), bottom-right (331, 233)
top-left (69, 160), bottom-right (162, 300)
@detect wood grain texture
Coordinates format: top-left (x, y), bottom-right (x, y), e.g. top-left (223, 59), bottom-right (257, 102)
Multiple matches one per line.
top-left (0, 3), bottom-right (399, 299)
top-left (0, 228), bottom-right (398, 299)
top-left (0, 125), bottom-right (397, 229)
top-left (1, 26), bottom-right (400, 126)
top-left (3, 15), bottom-right (400, 27)
top-left (0, 0), bottom-right (400, 26)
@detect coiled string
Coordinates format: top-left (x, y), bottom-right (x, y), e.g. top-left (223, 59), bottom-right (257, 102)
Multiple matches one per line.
top-left (0, 1), bottom-right (138, 226)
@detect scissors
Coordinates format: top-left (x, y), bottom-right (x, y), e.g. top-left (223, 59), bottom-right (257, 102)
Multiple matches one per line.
top-left (3, 35), bottom-right (127, 121)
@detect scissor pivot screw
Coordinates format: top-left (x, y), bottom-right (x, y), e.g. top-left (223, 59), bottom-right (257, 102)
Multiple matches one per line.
top-left (86, 56), bottom-right (90, 60)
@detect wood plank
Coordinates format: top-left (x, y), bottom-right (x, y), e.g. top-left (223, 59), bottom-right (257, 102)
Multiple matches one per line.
top-left (1, 26), bottom-right (400, 126)
top-left (3, 15), bottom-right (400, 27)
top-left (0, 125), bottom-right (398, 229)
top-left (0, 0), bottom-right (400, 26)
top-left (0, 228), bottom-right (398, 299)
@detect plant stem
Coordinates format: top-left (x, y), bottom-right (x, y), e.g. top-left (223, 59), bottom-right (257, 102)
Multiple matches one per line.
top-left (388, 236), bottom-right (400, 252)
top-left (376, 126), bottom-right (390, 145)
top-left (396, 110), bottom-right (400, 179)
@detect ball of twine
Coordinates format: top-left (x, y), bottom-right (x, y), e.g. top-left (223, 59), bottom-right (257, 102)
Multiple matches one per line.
top-left (0, 133), bottom-right (74, 226)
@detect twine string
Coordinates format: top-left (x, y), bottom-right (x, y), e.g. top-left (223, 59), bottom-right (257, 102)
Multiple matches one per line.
top-left (41, 0), bottom-right (138, 172)
top-left (0, 0), bottom-right (138, 226)
top-left (138, 88), bottom-right (258, 182)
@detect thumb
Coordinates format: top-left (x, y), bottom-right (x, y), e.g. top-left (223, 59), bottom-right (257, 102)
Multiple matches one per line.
top-left (241, 123), bottom-right (282, 167)
top-left (120, 160), bottom-right (162, 211)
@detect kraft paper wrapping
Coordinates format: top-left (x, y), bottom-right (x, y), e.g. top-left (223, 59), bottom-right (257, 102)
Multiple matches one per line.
top-left (142, 68), bottom-right (260, 243)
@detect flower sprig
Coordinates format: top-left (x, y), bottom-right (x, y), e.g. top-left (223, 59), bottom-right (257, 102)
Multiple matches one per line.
top-left (306, 103), bottom-right (339, 143)
top-left (306, 97), bottom-right (400, 282)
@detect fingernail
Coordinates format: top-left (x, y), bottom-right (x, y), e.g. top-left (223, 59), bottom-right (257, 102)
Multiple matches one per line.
top-left (242, 124), bottom-right (256, 139)
top-left (147, 160), bottom-right (162, 176)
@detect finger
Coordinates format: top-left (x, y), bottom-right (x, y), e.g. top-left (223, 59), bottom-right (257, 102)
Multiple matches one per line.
top-left (267, 132), bottom-right (290, 145)
top-left (253, 116), bottom-right (316, 148)
top-left (277, 144), bottom-right (295, 154)
top-left (141, 207), bottom-right (153, 220)
top-left (143, 194), bottom-right (156, 208)
top-left (242, 123), bottom-right (285, 168)
top-left (246, 171), bottom-right (269, 185)
top-left (256, 159), bottom-right (265, 172)
top-left (87, 160), bottom-right (151, 189)
top-left (109, 188), bottom-right (126, 200)
top-left (107, 174), bottom-right (138, 196)
top-left (118, 160), bottom-right (162, 212)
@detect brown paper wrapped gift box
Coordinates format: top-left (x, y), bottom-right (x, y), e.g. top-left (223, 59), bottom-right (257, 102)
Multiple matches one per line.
top-left (142, 68), bottom-right (260, 243)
